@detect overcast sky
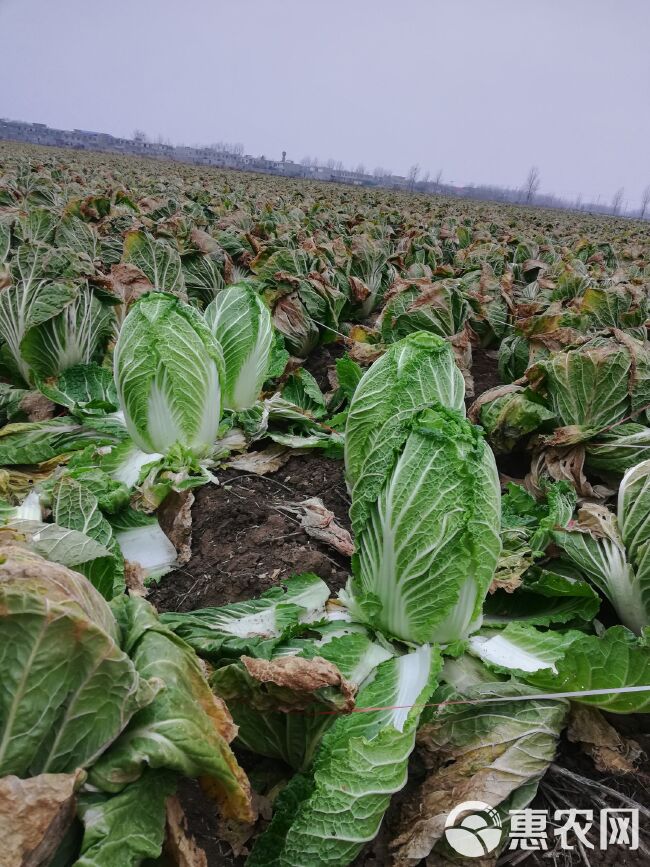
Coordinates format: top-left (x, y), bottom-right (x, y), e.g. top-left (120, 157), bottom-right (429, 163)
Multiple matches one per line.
top-left (1, 0), bottom-right (648, 206)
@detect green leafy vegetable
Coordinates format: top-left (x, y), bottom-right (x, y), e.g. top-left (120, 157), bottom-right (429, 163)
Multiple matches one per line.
top-left (344, 407), bottom-right (501, 644)
top-left (552, 460), bottom-right (650, 633)
top-left (344, 331), bottom-right (466, 489)
top-left (51, 476), bottom-right (125, 599)
top-left (114, 292), bottom-right (223, 456)
top-left (75, 769), bottom-right (177, 867)
top-left (161, 573), bottom-right (331, 660)
top-left (0, 544), bottom-right (151, 776)
top-left (248, 645), bottom-right (441, 867)
top-left (205, 283), bottom-right (274, 410)
top-left (89, 595), bottom-right (253, 822)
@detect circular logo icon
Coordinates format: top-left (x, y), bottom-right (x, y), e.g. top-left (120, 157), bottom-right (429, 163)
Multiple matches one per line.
top-left (444, 800), bottom-right (503, 857)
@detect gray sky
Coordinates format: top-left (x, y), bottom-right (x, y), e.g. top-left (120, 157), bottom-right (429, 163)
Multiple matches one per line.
top-left (2, 0), bottom-right (648, 205)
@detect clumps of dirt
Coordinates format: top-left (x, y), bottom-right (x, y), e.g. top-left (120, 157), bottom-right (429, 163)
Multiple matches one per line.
top-left (467, 345), bottom-right (501, 405)
top-left (149, 454), bottom-right (351, 614)
top-left (175, 778), bottom-right (246, 867)
top-left (302, 341), bottom-right (346, 391)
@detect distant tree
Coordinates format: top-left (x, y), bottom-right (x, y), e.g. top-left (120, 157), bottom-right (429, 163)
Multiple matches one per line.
top-left (612, 187), bottom-right (625, 215)
top-left (575, 193), bottom-right (583, 211)
top-left (355, 162), bottom-right (366, 175)
top-left (133, 128), bottom-right (148, 143)
top-left (434, 169), bottom-right (443, 187)
top-left (300, 155), bottom-right (311, 167)
top-left (334, 160), bottom-right (344, 172)
top-left (640, 185), bottom-right (650, 220)
top-left (523, 166), bottom-right (540, 204)
top-left (420, 170), bottom-right (430, 188)
top-left (373, 166), bottom-right (384, 178)
top-left (232, 142), bottom-right (244, 157)
top-left (326, 158), bottom-right (336, 170)
top-left (407, 163), bottom-right (420, 192)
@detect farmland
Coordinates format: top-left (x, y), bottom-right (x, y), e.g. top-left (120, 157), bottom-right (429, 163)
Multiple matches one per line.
top-left (1, 140), bottom-right (649, 866)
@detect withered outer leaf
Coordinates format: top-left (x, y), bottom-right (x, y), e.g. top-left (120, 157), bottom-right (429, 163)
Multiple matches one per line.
top-left (467, 382), bottom-right (521, 424)
top-left (242, 655), bottom-right (356, 712)
top-left (348, 275), bottom-right (370, 302)
top-left (93, 262), bottom-right (153, 307)
top-left (567, 704), bottom-right (643, 775)
top-left (389, 692), bottom-right (567, 866)
top-left (278, 496), bottom-right (354, 556)
top-left (157, 490), bottom-right (195, 567)
top-left (19, 391), bottom-right (56, 422)
top-left (124, 559), bottom-right (148, 598)
top-left (488, 565), bottom-right (524, 595)
top-left (448, 327), bottom-right (474, 398)
top-left (0, 770), bottom-right (85, 867)
top-left (137, 196), bottom-right (165, 214)
top-left (0, 456), bottom-right (65, 501)
top-left (189, 227), bottom-right (220, 255)
top-left (525, 445), bottom-right (614, 501)
top-left (344, 333), bottom-right (385, 366)
top-left (0, 540), bottom-right (119, 640)
top-left (226, 444), bottom-right (293, 476)
top-left (572, 502), bottom-right (620, 540)
top-left (164, 794), bottom-right (208, 867)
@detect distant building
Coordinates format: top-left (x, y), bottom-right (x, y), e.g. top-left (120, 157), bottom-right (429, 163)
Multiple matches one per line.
top-left (0, 117), bottom-right (405, 190)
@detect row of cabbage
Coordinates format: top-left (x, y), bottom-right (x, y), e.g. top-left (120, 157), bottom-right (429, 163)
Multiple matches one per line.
top-left (0, 149), bottom-right (649, 865)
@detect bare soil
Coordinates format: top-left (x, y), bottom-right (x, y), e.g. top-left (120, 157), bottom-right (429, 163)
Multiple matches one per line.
top-left (303, 340), bottom-right (346, 391)
top-left (149, 455), bottom-right (350, 614)
top-left (469, 346), bottom-right (501, 400)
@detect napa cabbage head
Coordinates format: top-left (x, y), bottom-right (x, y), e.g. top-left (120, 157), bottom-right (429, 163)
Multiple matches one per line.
top-left (526, 334), bottom-right (650, 441)
top-left (344, 331), bottom-right (465, 490)
top-left (204, 283), bottom-right (273, 411)
top-left (343, 405), bottom-right (501, 645)
top-left (552, 458), bottom-right (650, 634)
top-left (114, 292), bottom-right (223, 456)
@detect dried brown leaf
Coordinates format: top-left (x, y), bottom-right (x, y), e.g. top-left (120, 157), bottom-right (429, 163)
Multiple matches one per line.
top-left (390, 742), bottom-right (520, 866)
top-left (242, 655), bottom-right (356, 712)
top-left (158, 490), bottom-right (194, 566)
top-left (348, 275), bottom-right (370, 302)
top-left (448, 328), bottom-right (474, 398)
top-left (0, 770), bottom-right (84, 867)
top-left (124, 559), bottom-right (149, 597)
top-left (489, 569), bottom-right (524, 595)
top-left (467, 383), bottom-right (520, 425)
top-left (138, 196), bottom-right (165, 213)
top-left (189, 227), bottom-right (220, 254)
top-left (525, 445), bottom-right (613, 501)
top-left (19, 392), bottom-right (56, 422)
top-left (573, 502), bottom-right (619, 540)
top-left (280, 497), bottom-right (354, 556)
top-left (95, 262), bottom-right (153, 306)
top-left (567, 705), bottom-right (643, 775)
top-left (227, 445), bottom-right (293, 476)
top-left (0, 456), bottom-right (72, 501)
top-left (345, 329), bottom-right (385, 366)
top-left (164, 795), bottom-right (208, 867)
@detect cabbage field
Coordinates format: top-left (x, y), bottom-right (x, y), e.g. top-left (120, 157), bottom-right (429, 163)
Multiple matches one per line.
top-left (1, 141), bottom-right (649, 866)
